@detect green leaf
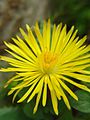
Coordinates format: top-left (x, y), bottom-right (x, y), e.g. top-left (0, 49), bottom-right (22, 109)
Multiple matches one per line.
top-left (70, 90), bottom-right (90, 113)
top-left (74, 112), bottom-right (90, 120)
top-left (43, 99), bottom-right (73, 120)
top-left (23, 98), bottom-right (44, 120)
top-left (57, 100), bottom-right (73, 120)
top-left (74, 118), bottom-right (84, 120)
top-left (58, 110), bottom-right (73, 120)
top-left (0, 107), bottom-right (29, 120)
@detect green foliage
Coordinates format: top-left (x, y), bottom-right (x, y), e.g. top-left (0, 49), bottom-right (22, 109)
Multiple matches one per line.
top-left (23, 98), bottom-right (73, 120)
top-left (50, 0), bottom-right (90, 35)
top-left (57, 100), bottom-right (73, 120)
top-left (74, 113), bottom-right (90, 120)
top-left (23, 98), bottom-right (44, 120)
top-left (0, 107), bottom-right (29, 120)
top-left (70, 90), bottom-right (90, 113)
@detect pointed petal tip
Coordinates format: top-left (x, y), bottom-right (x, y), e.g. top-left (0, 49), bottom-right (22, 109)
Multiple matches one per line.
top-left (75, 96), bottom-right (78, 101)
top-left (68, 106), bottom-right (71, 110)
top-left (55, 110), bottom-right (59, 116)
top-left (8, 92), bottom-right (11, 96)
top-left (26, 24), bottom-right (30, 31)
top-left (42, 103), bottom-right (46, 107)
top-left (71, 25), bottom-right (74, 29)
top-left (67, 104), bottom-right (71, 110)
top-left (33, 109), bottom-right (36, 114)
top-left (19, 27), bottom-right (23, 32)
top-left (88, 89), bottom-right (90, 92)
top-left (27, 99), bottom-right (30, 103)
top-left (17, 100), bottom-right (21, 103)
top-left (4, 83), bottom-right (9, 88)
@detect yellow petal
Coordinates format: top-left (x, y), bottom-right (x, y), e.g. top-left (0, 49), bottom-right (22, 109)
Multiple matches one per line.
top-left (16, 36), bottom-right (36, 61)
top-left (5, 49), bottom-right (35, 64)
top-left (50, 75), bottom-right (61, 100)
top-left (27, 77), bottom-right (44, 103)
top-left (60, 26), bottom-right (74, 53)
top-left (51, 23), bottom-right (62, 52)
top-left (4, 41), bottom-right (34, 62)
top-left (46, 19), bottom-right (51, 50)
top-left (55, 24), bottom-right (67, 53)
top-left (33, 79), bottom-right (43, 113)
top-left (51, 90), bottom-right (58, 115)
top-left (34, 22), bottom-right (44, 50)
top-left (8, 89), bottom-right (15, 95)
top-left (76, 36), bottom-right (87, 48)
top-left (42, 76), bottom-right (47, 106)
top-left (47, 76), bottom-right (53, 91)
top-left (12, 88), bottom-right (22, 103)
top-left (4, 75), bottom-right (20, 88)
top-left (58, 79), bottom-right (78, 100)
top-left (17, 80), bottom-right (38, 103)
top-left (59, 84), bottom-right (71, 109)
top-left (60, 75), bottom-right (90, 92)
top-left (61, 72), bottom-right (90, 82)
top-left (43, 20), bottom-right (47, 50)
top-left (20, 28), bottom-right (41, 55)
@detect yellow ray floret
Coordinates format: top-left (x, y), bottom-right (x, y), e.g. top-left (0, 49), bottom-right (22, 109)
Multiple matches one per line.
top-left (0, 19), bottom-right (90, 115)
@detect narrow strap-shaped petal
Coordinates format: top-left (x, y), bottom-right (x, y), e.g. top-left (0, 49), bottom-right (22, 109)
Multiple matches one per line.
top-left (59, 75), bottom-right (90, 92)
top-left (17, 79), bottom-right (39, 103)
top-left (60, 26), bottom-right (74, 54)
top-left (57, 62), bottom-right (90, 71)
top-left (63, 45), bottom-right (90, 63)
top-left (16, 36), bottom-right (37, 61)
top-left (47, 76), bottom-right (53, 91)
top-left (0, 68), bottom-right (35, 72)
top-left (78, 70), bottom-right (90, 74)
top-left (8, 89), bottom-right (16, 95)
top-left (50, 75), bottom-right (61, 100)
top-left (51, 90), bottom-right (58, 115)
top-left (12, 88), bottom-right (22, 103)
top-left (0, 56), bottom-right (37, 69)
top-left (20, 27), bottom-right (41, 55)
top-left (42, 76), bottom-right (47, 106)
top-left (43, 20), bottom-right (47, 50)
top-left (51, 23), bottom-right (62, 52)
top-left (55, 25), bottom-right (67, 53)
top-left (4, 42), bottom-right (34, 62)
top-left (4, 75), bottom-right (20, 88)
top-left (34, 22), bottom-right (44, 50)
top-left (12, 80), bottom-right (31, 90)
top-left (27, 77), bottom-right (44, 103)
top-left (46, 19), bottom-right (51, 51)
top-left (57, 81), bottom-right (71, 110)
top-left (74, 54), bottom-right (90, 61)
top-left (58, 35), bottom-right (79, 60)
top-left (61, 29), bottom-right (78, 54)
top-left (57, 78), bottom-right (78, 100)
top-left (61, 72), bottom-right (90, 82)
top-left (76, 36), bottom-right (87, 48)
top-left (33, 78), bottom-right (43, 113)
top-left (5, 49), bottom-right (35, 65)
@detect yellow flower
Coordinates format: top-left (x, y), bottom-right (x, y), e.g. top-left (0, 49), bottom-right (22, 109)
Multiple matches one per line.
top-left (0, 19), bottom-right (90, 115)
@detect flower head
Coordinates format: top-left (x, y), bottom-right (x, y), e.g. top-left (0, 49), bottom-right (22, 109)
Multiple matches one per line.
top-left (0, 19), bottom-right (90, 115)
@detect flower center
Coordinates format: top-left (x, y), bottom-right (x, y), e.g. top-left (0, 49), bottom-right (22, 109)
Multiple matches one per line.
top-left (38, 51), bottom-right (58, 74)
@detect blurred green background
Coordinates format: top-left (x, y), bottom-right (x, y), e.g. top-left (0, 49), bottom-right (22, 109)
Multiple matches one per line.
top-left (50, 0), bottom-right (90, 35)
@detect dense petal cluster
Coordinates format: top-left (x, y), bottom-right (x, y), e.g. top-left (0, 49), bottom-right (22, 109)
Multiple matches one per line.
top-left (0, 19), bottom-right (90, 115)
